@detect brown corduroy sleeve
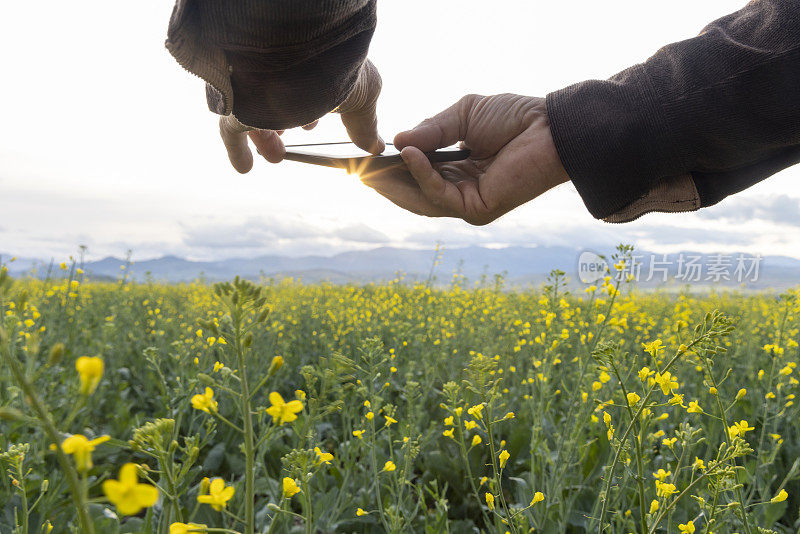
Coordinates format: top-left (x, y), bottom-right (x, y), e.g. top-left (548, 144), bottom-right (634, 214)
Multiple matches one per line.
top-left (166, 0), bottom-right (376, 130)
top-left (546, 0), bottom-right (800, 222)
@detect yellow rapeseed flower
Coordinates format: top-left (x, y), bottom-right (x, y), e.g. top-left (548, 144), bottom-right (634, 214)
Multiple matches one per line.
top-left (353, 429), bottom-right (365, 439)
top-left (655, 480), bottom-right (677, 498)
top-left (197, 478), bottom-right (234, 511)
top-left (471, 434), bottom-right (482, 447)
top-left (678, 520), bottom-right (695, 533)
top-left (498, 449), bottom-right (510, 468)
top-left (653, 468), bottom-right (671, 482)
top-left (356, 508), bottom-right (368, 516)
top-left (626, 392), bottom-right (640, 406)
top-left (649, 500), bottom-right (659, 514)
top-left (687, 401), bottom-right (703, 414)
top-left (642, 340), bottom-right (663, 356)
top-left (467, 404), bottom-right (484, 419)
top-left (692, 457), bottom-right (705, 470)
top-left (266, 392), bottom-right (303, 425)
top-left (60, 434), bottom-right (110, 472)
top-left (170, 523), bottom-right (207, 534)
top-left (654, 371), bottom-right (679, 395)
top-left (485, 492), bottom-right (495, 510)
top-left (315, 447), bottom-right (334, 465)
top-left (75, 356), bottom-right (104, 395)
top-left (191, 388), bottom-right (218, 413)
top-left (668, 393), bottom-right (686, 407)
top-left (771, 489), bottom-right (788, 503)
top-left (382, 461), bottom-right (396, 472)
top-left (283, 477), bottom-right (301, 498)
top-left (530, 492), bottom-right (544, 506)
top-left (638, 367), bottom-right (655, 382)
top-left (728, 420), bottom-right (755, 440)
top-left (443, 428), bottom-right (454, 438)
top-left (102, 463), bottom-right (159, 516)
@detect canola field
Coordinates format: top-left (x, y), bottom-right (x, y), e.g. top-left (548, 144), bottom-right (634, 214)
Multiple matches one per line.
top-left (1, 253), bottom-right (799, 534)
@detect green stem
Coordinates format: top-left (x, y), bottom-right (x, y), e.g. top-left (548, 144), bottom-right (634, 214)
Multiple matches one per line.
top-left (1, 345), bottom-right (95, 534)
top-left (232, 304), bottom-right (255, 534)
top-left (239, 363), bottom-right (255, 534)
top-left (610, 361), bottom-right (647, 534)
top-left (454, 415), bottom-right (492, 529)
top-left (703, 359), bottom-right (753, 534)
top-left (159, 452), bottom-right (183, 525)
top-left (598, 337), bottom-right (702, 532)
top-left (211, 410), bottom-right (244, 434)
top-left (648, 471), bottom-right (711, 533)
top-left (19, 463), bottom-right (29, 534)
top-left (486, 412), bottom-right (517, 534)
top-left (302, 471), bottom-right (313, 534)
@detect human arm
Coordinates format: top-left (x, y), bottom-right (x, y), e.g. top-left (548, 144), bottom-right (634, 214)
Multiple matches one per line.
top-left (548, 0), bottom-right (800, 222)
top-left (366, 0), bottom-right (800, 224)
top-left (165, 0), bottom-right (383, 173)
top-left (362, 94), bottom-right (569, 225)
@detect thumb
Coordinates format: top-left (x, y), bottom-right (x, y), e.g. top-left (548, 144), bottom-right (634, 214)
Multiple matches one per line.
top-left (337, 59), bottom-right (385, 154)
top-left (393, 94), bottom-right (482, 152)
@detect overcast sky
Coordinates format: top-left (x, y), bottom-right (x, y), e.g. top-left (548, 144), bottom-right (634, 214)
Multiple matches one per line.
top-left (1, 0), bottom-right (797, 261)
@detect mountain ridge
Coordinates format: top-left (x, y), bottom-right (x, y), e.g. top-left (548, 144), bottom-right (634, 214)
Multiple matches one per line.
top-left (3, 246), bottom-right (799, 289)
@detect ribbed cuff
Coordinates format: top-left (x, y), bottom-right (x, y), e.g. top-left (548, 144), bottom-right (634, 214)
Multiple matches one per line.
top-left (546, 65), bottom-right (682, 220)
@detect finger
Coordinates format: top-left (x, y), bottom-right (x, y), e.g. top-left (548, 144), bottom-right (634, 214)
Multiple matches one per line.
top-left (219, 115), bottom-right (254, 173)
top-left (341, 110), bottom-right (385, 155)
top-left (393, 94), bottom-right (482, 152)
top-left (337, 60), bottom-right (385, 154)
top-left (301, 120), bottom-right (318, 131)
top-left (247, 129), bottom-right (285, 163)
top-left (360, 169), bottom-right (450, 217)
top-left (400, 147), bottom-right (465, 215)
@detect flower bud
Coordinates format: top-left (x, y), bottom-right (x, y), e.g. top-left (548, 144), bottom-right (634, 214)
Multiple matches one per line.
top-left (268, 355), bottom-right (284, 376)
top-left (48, 343), bottom-right (65, 365)
top-left (197, 373), bottom-right (216, 386)
top-left (0, 407), bottom-right (25, 421)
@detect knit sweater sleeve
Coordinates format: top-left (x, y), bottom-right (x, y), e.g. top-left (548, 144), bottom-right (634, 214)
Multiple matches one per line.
top-left (166, 0), bottom-right (377, 130)
top-left (546, 0), bottom-right (800, 222)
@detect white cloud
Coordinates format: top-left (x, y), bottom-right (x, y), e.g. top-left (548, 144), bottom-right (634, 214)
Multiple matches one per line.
top-left (2, 0), bottom-right (799, 261)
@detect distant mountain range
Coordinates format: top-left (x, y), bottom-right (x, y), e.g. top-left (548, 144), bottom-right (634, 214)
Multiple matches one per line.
top-left (3, 246), bottom-right (800, 290)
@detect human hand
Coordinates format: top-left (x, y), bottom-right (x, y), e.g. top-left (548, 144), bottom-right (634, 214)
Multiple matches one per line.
top-left (220, 59), bottom-right (385, 174)
top-left (361, 93), bottom-right (570, 225)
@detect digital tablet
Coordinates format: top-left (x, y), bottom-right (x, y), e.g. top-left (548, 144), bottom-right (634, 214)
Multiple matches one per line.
top-left (283, 142), bottom-right (470, 174)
